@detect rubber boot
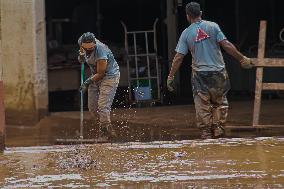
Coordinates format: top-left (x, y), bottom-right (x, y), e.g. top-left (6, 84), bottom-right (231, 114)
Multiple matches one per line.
top-left (105, 124), bottom-right (117, 139)
top-left (200, 127), bottom-right (213, 139)
top-left (212, 124), bottom-right (225, 138)
top-left (96, 125), bottom-right (109, 143)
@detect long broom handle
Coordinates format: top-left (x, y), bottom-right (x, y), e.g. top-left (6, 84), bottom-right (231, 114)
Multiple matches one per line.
top-left (80, 63), bottom-right (85, 139)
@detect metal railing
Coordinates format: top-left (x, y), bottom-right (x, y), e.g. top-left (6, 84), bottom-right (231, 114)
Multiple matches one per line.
top-left (121, 19), bottom-right (160, 105)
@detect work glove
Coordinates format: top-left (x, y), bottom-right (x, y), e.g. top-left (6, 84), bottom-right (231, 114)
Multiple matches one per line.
top-left (79, 77), bottom-right (93, 93)
top-left (167, 76), bottom-right (175, 92)
top-left (240, 56), bottom-right (254, 69)
top-left (78, 47), bottom-right (86, 63)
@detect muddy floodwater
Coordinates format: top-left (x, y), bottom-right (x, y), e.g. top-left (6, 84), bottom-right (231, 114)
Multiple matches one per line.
top-left (1, 137), bottom-right (284, 188)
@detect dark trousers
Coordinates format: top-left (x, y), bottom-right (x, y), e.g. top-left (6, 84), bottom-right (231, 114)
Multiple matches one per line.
top-left (191, 69), bottom-right (231, 137)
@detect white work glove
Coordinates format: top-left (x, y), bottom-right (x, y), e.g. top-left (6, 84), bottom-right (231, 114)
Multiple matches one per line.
top-left (79, 77), bottom-right (93, 93)
top-left (167, 76), bottom-right (175, 92)
top-left (78, 47), bottom-right (86, 63)
top-left (240, 56), bottom-right (254, 69)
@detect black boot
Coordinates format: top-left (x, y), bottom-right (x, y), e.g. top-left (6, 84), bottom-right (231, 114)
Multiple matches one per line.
top-left (212, 124), bottom-right (225, 138)
top-left (96, 126), bottom-right (109, 143)
top-left (200, 127), bottom-right (213, 139)
top-left (106, 124), bottom-right (117, 138)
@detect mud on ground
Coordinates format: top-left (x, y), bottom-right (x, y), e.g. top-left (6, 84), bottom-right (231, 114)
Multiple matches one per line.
top-left (6, 99), bottom-right (284, 147)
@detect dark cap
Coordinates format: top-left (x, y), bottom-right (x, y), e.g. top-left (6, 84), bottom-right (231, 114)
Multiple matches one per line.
top-left (186, 2), bottom-right (201, 18)
top-left (78, 32), bottom-right (96, 45)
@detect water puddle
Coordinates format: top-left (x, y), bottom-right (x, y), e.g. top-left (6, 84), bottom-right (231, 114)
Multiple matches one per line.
top-left (1, 137), bottom-right (284, 188)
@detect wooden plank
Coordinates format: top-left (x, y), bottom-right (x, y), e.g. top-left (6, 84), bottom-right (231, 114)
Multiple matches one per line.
top-left (226, 125), bottom-right (284, 129)
top-left (257, 21), bottom-right (267, 59)
top-left (251, 21), bottom-right (284, 128)
top-left (262, 83), bottom-right (284, 90)
top-left (0, 81), bottom-right (5, 152)
top-left (253, 21), bottom-right (267, 127)
top-left (256, 125), bottom-right (284, 128)
top-left (252, 58), bottom-right (284, 67)
top-left (253, 68), bottom-right (263, 127)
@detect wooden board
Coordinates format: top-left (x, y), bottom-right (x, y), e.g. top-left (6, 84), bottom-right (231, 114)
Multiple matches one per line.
top-left (253, 21), bottom-right (266, 127)
top-left (0, 81), bottom-right (5, 152)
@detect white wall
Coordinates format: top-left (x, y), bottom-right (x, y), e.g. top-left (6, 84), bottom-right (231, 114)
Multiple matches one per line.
top-left (0, 0), bottom-right (48, 125)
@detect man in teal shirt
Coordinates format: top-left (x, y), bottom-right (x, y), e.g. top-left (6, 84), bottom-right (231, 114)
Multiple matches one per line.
top-left (167, 2), bottom-right (253, 139)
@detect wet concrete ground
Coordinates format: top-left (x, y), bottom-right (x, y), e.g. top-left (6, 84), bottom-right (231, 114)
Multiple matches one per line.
top-left (5, 99), bottom-right (284, 147)
top-left (1, 100), bottom-right (284, 188)
top-left (1, 137), bottom-right (284, 188)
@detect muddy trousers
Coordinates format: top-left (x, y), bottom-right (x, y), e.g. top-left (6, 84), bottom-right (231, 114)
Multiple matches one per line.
top-left (88, 75), bottom-right (120, 137)
top-left (192, 70), bottom-right (230, 139)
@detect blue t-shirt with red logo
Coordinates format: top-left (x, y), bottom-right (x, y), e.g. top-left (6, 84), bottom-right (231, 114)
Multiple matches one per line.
top-left (176, 20), bottom-right (227, 71)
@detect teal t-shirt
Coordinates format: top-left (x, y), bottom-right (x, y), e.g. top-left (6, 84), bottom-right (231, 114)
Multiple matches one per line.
top-left (82, 40), bottom-right (120, 78)
top-left (176, 20), bottom-right (227, 71)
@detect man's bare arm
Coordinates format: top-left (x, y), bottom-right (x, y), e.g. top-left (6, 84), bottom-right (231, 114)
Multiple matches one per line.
top-left (168, 53), bottom-right (185, 78)
top-left (91, 59), bottom-right (107, 82)
top-left (219, 40), bottom-right (244, 61)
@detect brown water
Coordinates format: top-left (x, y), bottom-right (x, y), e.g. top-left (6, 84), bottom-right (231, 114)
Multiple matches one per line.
top-left (1, 137), bottom-right (284, 188)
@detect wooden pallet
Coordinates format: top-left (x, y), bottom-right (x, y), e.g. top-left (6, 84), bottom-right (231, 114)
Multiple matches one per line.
top-left (252, 21), bottom-right (284, 128)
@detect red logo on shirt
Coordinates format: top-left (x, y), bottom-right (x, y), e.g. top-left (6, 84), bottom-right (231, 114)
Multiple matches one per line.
top-left (195, 28), bottom-right (210, 42)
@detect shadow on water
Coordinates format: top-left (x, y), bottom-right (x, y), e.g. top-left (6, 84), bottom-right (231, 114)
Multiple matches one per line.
top-left (1, 137), bottom-right (284, 188)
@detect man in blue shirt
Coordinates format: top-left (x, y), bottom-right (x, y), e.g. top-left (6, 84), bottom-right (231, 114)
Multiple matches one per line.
top-left (167, 2), bottom-right (253, 139)
top-left (78, 32), bottom-right (120, 142)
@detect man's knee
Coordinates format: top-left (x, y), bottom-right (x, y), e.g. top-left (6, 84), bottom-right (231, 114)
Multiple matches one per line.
top-left (88, 106), bottom-right (98, 116)
top-left (97, 107), bottom-right (111, 123)
top-left (213, 105), bottom-right (228, 125)
top-left (196, 114), bottom-right (212, 128)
